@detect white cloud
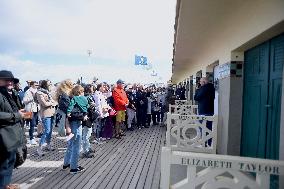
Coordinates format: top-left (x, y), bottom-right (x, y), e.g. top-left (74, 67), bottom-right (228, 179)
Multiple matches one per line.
top-left (0, 0), bottom-right (175, 83)
top-left (0, 54), bottom-right (169, 86)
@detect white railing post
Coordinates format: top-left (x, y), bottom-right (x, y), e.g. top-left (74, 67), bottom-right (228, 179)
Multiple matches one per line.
top-left (256, 173), bottom-right (270, 189)
top-left (161, 147), bottom-right (171, 189)
top-left (166, 112), bottom-right (171, 147)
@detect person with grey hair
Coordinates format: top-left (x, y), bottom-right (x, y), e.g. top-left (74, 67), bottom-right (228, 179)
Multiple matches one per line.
top-left (194, 77), bottom-right (215, 146)
top-left (194, 77), bottom-right (215, 115)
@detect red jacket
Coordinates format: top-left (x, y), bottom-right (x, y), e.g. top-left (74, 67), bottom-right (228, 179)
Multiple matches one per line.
top-left (112, 87), bottom-right (129, 111)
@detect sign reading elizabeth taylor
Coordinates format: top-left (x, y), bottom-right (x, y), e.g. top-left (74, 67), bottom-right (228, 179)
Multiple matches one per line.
top-left (173, 153), bottom-right (284, 175)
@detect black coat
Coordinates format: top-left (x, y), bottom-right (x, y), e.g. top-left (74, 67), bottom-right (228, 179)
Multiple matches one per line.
top-left (0, 87), bottom-right (24, 154)
top-left (136, 90), bottom-right (147, 110)
top-left (194, 83), bottom-right (215, 115)
top-left (126, 91), bottom-right (136, 110)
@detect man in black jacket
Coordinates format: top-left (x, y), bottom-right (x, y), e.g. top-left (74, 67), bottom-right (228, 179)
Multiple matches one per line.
top-left (194, 77), bottom-right (215, 147)
top-left (0, 70), bottom-right (26, 189)
top-left (194, 77), bottom-right (215, 115)
top-left (136, 85), bottom-right (147, 129)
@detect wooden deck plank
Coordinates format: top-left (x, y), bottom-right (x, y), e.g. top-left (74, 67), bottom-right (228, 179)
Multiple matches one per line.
top-left (70, 130), bottom-right (142, 189)
top-left (150, 127), bottom-right (166, 189)
top-left (28, 134), bottom-right (123, 189)
top-left (102, 126), bottom-right (160, 189)
top-left (119, 126), bottom-right (160, 189)
top-left (128, 126), bottom-right (162, 189)
top-left (84, 128), bottom-right (151, 189)
top-left (11, 125), bottom-right (166, 189)
top-left (139, 126), bottom-right (164, 189)
top-left (48, 133), bottom-right (135, 189)
top-left (87, 128), bottom-right (150, 189)
top-left (12, 134), bottom-right (67, 185)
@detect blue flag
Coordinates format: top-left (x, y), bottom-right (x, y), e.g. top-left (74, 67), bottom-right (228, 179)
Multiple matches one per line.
top-left (135, 55), bottom-right (147, 65)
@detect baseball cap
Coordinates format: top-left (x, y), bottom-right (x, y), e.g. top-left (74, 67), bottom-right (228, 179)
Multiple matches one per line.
top-left (116, 79), bottom-right (125, 84)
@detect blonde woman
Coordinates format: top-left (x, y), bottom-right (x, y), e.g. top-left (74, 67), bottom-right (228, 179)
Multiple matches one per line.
top-left (63, 85), bottom-right (89, 174)
top-left (55, 79), bottom-right (74, 141)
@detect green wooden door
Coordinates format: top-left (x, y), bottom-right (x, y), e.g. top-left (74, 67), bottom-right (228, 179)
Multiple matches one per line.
top-left (242, 42), bottom-right (270, 158)
top-left (266, 34), bottom-right (284, 160)
top-left (242, 33), bottom-right (284, 160)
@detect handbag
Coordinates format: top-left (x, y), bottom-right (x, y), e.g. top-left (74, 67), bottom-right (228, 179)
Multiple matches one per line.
top-left (68, 104), bottom-right (85, 121)
top-left (109, 108), bottom-right (117, 117)
top-left (14, 126), bottom-right (27, 168)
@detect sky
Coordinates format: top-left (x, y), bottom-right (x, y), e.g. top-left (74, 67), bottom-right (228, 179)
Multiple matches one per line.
top-left (0, 0), bottom-right (176, 86)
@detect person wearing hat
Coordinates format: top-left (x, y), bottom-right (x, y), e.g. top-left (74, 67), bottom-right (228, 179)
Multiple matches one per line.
top-left (112, 79), bottom-right (129, 139)
top-left (0, 70), bottom-right (26, 189)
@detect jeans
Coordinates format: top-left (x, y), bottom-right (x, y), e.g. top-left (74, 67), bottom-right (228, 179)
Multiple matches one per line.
top-left (95, 118), bottom-right (104, 138)
top-left (82, 126), bottom-right (92, 153)
top-left (63, 121), bottom-right (82, 170)
top-left (40, 116), bottom-right (54, 146)
top-left (29, 112), bottom-right (39, 140)
top-left (0, 150), bottom-right (16, 188)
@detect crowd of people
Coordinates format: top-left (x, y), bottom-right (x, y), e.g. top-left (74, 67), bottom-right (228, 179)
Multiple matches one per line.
top-left (0, 70), bottom-right (171, 189)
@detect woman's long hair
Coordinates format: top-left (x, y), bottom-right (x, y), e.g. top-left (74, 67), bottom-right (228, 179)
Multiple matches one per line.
top-left (55, 79), bottom-right (73, 100)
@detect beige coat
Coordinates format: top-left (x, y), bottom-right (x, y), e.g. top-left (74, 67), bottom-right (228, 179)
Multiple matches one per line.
top-left (37, 91), bottom-right (56, 118)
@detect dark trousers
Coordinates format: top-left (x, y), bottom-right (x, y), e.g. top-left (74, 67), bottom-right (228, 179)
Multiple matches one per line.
top-left (29, 112), bottom-right (39, 140)
top-left (137, 108), bottom-right (146, 127)
top-left (159, 111), bottom-right (164, 123)
top-left (146, 114), bottom-right (151, 126)
top-left (199, 113), bottom-right (213, 147)
top-left (0, 150), bottom-right (16, 188)
top-left (152, 111), bottom-right (159, 125)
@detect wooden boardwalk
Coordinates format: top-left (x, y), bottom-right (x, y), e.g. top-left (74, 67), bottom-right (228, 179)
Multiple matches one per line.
top-left (12, 125), bottom-right (166, 189)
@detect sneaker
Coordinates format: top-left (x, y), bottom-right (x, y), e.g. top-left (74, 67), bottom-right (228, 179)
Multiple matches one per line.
top-left (46, 145), bottom-right (55, 151)
top-left (66, 133), bottom-right (74, 142)
top-left (29, 139), bottom-right (37, 145)
top-left (106, 137), bottom-right (111, 140)
top-left (100, 137), bottom-right (107, 141)
top-left (62, 164), bottom-right (70, 170)
top-left (36, 148), bottom-right (45, 157)
top-left (36, 133), bottom-right (43, 138)
top-left (119, 133), bottom-right (126, 136)
top-left (91, 139), bottom-right (99, 144)
top-left (70, 166), bottom-right (85, 174)
top-left (115, 135), bottom-right (121, 139)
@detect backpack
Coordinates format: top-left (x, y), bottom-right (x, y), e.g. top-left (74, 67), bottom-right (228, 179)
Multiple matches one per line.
top-left (86, 95), bottom-right (99, 122)
top-left (58, 94), bottom-right (70, 113)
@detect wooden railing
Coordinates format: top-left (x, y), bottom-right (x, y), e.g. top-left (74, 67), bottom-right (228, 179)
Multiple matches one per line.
top-left (161, 150), bottom-right (284, 189)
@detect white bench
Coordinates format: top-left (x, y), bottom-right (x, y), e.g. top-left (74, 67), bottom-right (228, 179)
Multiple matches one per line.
top-left (161, 150), bottom-right (284, 189)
